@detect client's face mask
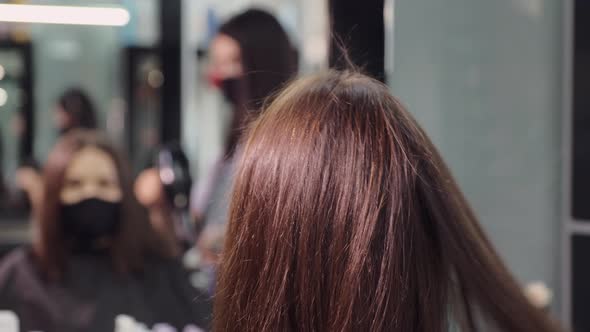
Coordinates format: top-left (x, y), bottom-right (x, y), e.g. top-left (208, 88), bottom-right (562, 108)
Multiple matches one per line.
top-left (60, 147), bottom-right (123, 244)
top-left (61, 198), bottom-right (121, 240)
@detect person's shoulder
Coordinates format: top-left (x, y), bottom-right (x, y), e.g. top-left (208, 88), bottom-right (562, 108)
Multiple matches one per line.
top-left (0, 247), bottom-right (31, 271)
top-left (0, 247), bottom-right (33, 286)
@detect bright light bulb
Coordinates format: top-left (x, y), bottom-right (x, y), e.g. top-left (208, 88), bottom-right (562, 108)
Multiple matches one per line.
top-left (0, 4), bottom-right (130, 27)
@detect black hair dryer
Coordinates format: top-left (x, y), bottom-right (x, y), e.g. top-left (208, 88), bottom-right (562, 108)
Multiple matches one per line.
top-left (155, 143), bottom-right (194, 243)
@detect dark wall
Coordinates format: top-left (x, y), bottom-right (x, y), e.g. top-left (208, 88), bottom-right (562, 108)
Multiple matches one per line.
top-left (159, 0), bottom-right (182, 143)
top-left (328, 0), bottom-right (385, 82)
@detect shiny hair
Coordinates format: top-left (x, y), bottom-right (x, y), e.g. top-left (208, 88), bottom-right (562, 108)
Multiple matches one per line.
top-left (34, 130), bottom-right (173, 279)
top-left (214, 71), bottom-right (562, 331)
top-left (218, 8), bottom-right (298, 155)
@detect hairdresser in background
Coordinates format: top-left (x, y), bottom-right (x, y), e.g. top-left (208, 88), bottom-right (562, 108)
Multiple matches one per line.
top-left (195, 7), bottom-right (298, 265)
top-left (137, 8), bottom-right (298, 277)
top-left (0, 130), bottom-right (210, 332)
top-left (214, 71), bottom-right (563, 332)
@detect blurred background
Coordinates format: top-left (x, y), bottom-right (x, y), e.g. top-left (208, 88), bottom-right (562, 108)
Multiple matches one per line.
top-left (0, 0), bottom-right (586, 329)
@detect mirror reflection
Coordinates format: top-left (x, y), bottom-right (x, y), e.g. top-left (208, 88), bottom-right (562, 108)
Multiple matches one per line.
top-left (0, 0), bottom-right (578, 331)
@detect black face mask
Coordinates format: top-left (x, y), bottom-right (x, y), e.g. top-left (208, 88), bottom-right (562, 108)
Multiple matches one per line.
top-left (61, 198), bottom-right (121, 245)
top-left (220, 77), bottom-right (244, 106)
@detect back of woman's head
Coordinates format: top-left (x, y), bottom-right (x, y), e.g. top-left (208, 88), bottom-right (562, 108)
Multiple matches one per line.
top-left (214, 71), bottom-right (561, 332)
top-left (57, 88), bottom-right (97, 132)
top-left (219, 8), bottom-right (298, 110)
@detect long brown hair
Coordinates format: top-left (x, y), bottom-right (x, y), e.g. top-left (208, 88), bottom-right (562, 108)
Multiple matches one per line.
top-left (214, 71), bottom-right (562, 331)
top-left (34, 130), bottom-right (174, 279)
